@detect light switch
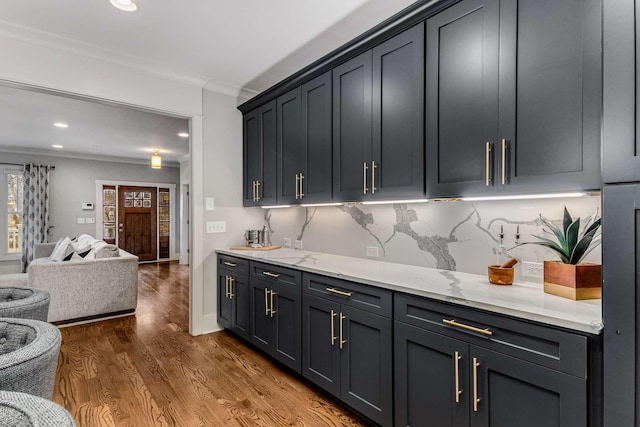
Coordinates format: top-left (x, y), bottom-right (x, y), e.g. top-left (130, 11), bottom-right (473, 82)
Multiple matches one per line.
top-left (77, 217), bottom-right (85, 224)
top-left (206, 197), bottom-right (215, 211)
top-left (206, 221), bottom-right (226, 233)
top-left (86, 217), bottom-right (96, 224)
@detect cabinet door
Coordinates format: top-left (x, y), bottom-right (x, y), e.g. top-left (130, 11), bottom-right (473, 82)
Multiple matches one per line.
top-left (301, 71), bottom-right (333, 203)
top-left (426, 0), bottom-right (500, 198)
top-left (271, 284), bottom-right (302, 373)
top-left (243, 109), bottom-right (260, 206)
top-left (229, 274), bottom-right (250, 341)
top-left (470, 346), bottom-right (586, 427)
top-left (372, 23), bottom-right (424, 200)
top-left (250, 280), bottom-right (273, 354)
top-left (395, 322), bottom-right (469, 427)
top-left (302, 294), bottom-right (341, 398)
top-left (499, 0), bottom-right (601, 193)
top-left (258, 100), bottom-right (277, 205)
top-left (602, 184), bottom-right (638, 426)
top-left (277, 87), bottom-right (302, 205)
top-left (217, 271), bottom-right (232, 328)
top-left (333, 51), bottom-right (373, 202)
top-left (603, 0), bottom-right (640, 183)
top-left (340, 305), bottom-right (392, 427)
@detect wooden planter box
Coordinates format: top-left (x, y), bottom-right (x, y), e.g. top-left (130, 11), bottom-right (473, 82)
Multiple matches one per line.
top-left (543, 261), bottom-right (602, 300)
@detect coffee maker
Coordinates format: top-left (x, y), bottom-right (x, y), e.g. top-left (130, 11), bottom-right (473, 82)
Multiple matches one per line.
top-left (244, 226), bottom-right (266, 247)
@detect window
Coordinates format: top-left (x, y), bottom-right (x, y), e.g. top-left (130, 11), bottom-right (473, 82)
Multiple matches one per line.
top-left (1, 168), bottom-right (23, 258)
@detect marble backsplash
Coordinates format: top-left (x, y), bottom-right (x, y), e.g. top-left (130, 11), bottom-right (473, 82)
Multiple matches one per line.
top-left (260, 196), bottom-right (602, 281)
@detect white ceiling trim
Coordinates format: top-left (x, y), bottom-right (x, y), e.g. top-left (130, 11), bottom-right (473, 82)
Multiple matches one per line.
top-left (203, 80), bottom-right (259, 100)
top-left (0, 19), bottom-right (208, 88)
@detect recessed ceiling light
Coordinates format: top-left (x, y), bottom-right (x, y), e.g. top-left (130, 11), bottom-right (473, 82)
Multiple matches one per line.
top-left (54, 123), bottom-right (68, 128)
top-left (178, 133), bottom-right (189, 138)
top-left (109, 0), bottom-right (138, 12)
top-left (52, 145), bottom-right (63, 149)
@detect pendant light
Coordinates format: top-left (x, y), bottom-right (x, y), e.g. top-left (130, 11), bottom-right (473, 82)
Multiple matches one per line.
top-left (151, 150), bottom-right (162, 169)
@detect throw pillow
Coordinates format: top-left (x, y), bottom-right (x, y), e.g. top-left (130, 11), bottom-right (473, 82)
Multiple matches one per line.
top-left (49, 237), bottom-right (71, 262)
top-left (95, 244), bottom-right (120, 258)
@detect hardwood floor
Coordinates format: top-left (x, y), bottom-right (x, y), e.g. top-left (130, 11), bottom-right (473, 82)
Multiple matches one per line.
top-left (53, 262), bottom-right (369, 427)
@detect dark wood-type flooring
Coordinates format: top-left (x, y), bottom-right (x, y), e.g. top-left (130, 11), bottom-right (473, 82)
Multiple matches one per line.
top-left (53, 262), bottom-right (368, 426)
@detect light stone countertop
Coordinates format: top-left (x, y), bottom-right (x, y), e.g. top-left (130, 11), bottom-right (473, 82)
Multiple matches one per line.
top-left (216, 248), bottom-right (603, 335)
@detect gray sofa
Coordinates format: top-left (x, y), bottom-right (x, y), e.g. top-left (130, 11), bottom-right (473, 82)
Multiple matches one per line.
top-left (21, 243), bottom-right (139, 323)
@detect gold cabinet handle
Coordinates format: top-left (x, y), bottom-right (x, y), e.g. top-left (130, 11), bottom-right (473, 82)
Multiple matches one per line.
top-left (255, 181), bottom-right (261, 201)
top-left (339, 313), bottom-right (347, 349)
top-left (455, 351), bottom-right (462, 403)
top-left (270, 290), bottom-right (276, 317)
top-left (224, 262), bottom-right (237, 267)
top-left (326, 287), bottom-right (352, 297)
top-left (363, 162), bottom-right (369, 194)
top-left (331, 310), bottom-right (337, 346)
top-left (443, 319), bottom-right (493, 336)
top-left (501, 138), bottom-right (507, 185)
top-left (299, 173), bottom-right (304, 198)
top-left (264, 288), bottom-right (270, 316)
top-left (228, 277), bottom-right (234, 299)
top-left (473, 357), bottom-right (481, 412)
top-left (371, 161), bottom-right (377, 194)
top-left (252, 181), bottom-right (256, 202)
top-left (295, 174), bottom-right (300, 199)
top-left (225, 276), bottom-right (230, 298)
top-left (263, 271), bottom-right (280, 278)
top-left (485, 142), bottom-right (492, 186)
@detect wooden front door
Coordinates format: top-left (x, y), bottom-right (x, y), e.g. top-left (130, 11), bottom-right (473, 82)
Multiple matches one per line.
top-left (117, 186), bottom-right (157, 261)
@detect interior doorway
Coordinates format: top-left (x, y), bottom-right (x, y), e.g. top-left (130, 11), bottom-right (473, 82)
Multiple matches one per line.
top-left (117, 186), bottom-right (157, 262)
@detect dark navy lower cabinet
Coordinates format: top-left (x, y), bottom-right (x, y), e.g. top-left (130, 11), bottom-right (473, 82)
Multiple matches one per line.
top-left (218, 268), bottom-right (249, 341)
top-left (302, 278), bottom-right (393, 427)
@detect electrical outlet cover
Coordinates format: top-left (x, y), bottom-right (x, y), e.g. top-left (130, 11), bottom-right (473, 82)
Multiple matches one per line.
top-left (283, 238), bottom-right (292, 247)
top-left (366, 246), bottom-right (379, 258)
top-left (522, 261), bottom-right (544, 279)
top-left (295, 240), bottom-right (303, 249)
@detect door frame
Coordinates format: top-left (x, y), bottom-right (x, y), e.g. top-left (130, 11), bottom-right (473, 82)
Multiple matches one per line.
top-left (95, 180), bottom-right (178, 261)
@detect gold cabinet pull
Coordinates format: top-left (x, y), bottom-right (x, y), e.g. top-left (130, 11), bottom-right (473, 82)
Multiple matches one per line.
top-left (224, 262), bottom-right (237, 267)
top-left (371, 161), bottom-right (377, 194)
top-left (225, 276), bottom-right (230, 298)
top-left (443, 319), bottom-right (492, 336)
top-left (295, 174), bottom-right (299, 199)
top-left (339, 313), bottom-right (347, 349)
top-left (252, 181), bottom-right (256, 202)
top-left (501, 138), bottom-right (507, 185)
top-left (270, 290), bottom-right (276, 317)
top-left (485, 142), bottom-right (492, 186)
top-left (255, 181), bottom-right (261, 201)
top-left (228, 277), bottom-right (234, 299)
top-left (264, 288), bottom-right (270, 316)
top-left (263, 271), bottom-right (280, 278)
top-left (330, 310), bottom-right (337, 346)
top-left (363, 162), bottom-right (369, 194)
top-left (326, 287), bottom-right (352, 297)
top-left (455, 351), bottom-right (462, 403)
top-left (299, 173), bottom-right (304, 198)
top-left (473, 357), bottom-right (480, 412)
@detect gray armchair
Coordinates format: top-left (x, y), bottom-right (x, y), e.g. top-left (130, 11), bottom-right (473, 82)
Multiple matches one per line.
top-left (0, 287), bottom-right (50, 321)
top-left (0, 318), bottom-right (61, 399)
top-left (0, 391), bottom-right (75, 426)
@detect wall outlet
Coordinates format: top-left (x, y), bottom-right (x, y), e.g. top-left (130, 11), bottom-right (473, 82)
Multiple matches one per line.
top-left (366, 246), bottom-right (379, 258)
top-left (77, 217), bottom-right (85, 224)
top-left (283, 238), bottom-right (292, 247)
top-left (86, 217), bottom-right (95, 224)
top-left (295, 239), bottom-right (303, 249)
top-left (522, 261), bottom-right (544, 280)
top-left (206, 221), bottom-right (226, 234)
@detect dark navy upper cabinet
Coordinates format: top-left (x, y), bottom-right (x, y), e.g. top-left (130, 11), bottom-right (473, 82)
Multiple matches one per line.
top-left (277, 73), bottom-right (333, 205)
top-left (334, 24), bottom-right (425, 202)
top-left (603, 0), bottom-right (640, 183)
top-left (243, 100), bottom-right (277, 206)
top-left (427, 0), bottom-right (601, 198)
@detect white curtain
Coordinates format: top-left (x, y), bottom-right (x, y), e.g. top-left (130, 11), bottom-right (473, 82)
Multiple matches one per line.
top-left (21, 164), bottom-right (51, 272)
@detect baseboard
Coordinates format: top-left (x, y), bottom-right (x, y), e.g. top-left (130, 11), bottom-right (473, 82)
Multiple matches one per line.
top-left (53, 309), bottom-right (135, 327)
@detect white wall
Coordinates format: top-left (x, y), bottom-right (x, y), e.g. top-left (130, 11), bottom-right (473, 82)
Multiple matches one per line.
top-left (190, 89), bottom-right (263, 335)
top-left (179, 159), bottom-right (190, 265)
top-left (0, 151), bottom-right (180, 274)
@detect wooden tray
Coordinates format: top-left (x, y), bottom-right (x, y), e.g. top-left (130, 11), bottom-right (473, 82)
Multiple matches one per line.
top-left (229, 245), bottom-right (281, 251)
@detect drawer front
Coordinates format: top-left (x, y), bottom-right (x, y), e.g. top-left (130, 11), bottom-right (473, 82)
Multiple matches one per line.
top-left (395, 293), bottom-right (587, 378)
top-left (251, 262), bottom-right (301, 289)
top-left (303, 273), bottom-right (392, 318)
top-left (218, 254), bottom-right (249, 274)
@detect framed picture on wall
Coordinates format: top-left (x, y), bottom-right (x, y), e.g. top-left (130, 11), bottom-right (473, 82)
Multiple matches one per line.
top-left (103, 206), bottom-right (116, 222)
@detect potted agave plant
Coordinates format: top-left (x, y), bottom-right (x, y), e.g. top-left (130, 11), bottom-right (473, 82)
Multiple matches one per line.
top-left (522, 207), bottom-right (601, 300)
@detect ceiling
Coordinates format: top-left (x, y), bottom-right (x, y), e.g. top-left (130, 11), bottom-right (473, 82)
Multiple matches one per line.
top-left (0, 0), bottom-right (417, 163)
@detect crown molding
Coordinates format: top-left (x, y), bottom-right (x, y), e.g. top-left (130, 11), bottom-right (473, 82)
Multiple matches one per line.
top-left (203, 80), bottom-right (259, 100)
top-left (0, 19), bottom-right (208, 88)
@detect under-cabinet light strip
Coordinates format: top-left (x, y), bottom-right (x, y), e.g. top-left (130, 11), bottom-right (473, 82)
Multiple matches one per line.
top-left (300, 202), bottom-right (343, 207)
top-left (460, 192), bottom-right (590, 202)
top-left (260, 205), bottom-right (291, 209)
top-left (362, 199), bottom-right (429, 205)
